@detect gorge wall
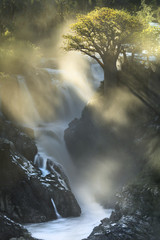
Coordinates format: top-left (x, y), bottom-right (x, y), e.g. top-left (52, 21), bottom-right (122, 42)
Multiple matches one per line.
top-left (0, 67), bottom-right (81, 239)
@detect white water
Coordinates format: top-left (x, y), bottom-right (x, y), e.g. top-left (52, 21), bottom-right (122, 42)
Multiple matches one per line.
top-left (17, 75), bottom-right (41, 124)
top-left (23, 59), bottom-right (110, 240)
top-left (51, 198), bottom-right (62, 219)
top-left (26, 204), bottom-right (112, 240)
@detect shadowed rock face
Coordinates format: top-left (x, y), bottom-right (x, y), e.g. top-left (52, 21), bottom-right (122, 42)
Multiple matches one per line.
top-left (0, 138), bottom-right (81, 223)
top-left (64, 87), bottom-right (149, 206)
top-left (0, 213), bottom-right (37, 240)
top-left (0, 64), bottom-right (83, 237)
top-left (0, 116), bottom-right (37, 161)
top-left (83, 166), bottom-right (160, 240)
top-left (0, 112), bottom-right (81, 238)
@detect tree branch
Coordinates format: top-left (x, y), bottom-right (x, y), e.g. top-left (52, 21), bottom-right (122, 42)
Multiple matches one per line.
top-left (81, 49), bottom-right (104, 69)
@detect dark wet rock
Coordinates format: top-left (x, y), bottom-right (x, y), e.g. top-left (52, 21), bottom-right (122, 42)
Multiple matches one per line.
top-left (0, 213), bottom-right (36, 240)
top-left (64, 90), bottom-right (148, 205)
top-left (0, 99), bottom-right (81, 226)
top-left (0, 117), bottom-right (37, 161)
top-left (46, 158), bottom-right (71, 190)
top-left (0, 138), bottom-right (81, 224)
top-left (84, 215), bottom-right (153, 240)
top-left (65, 91), bottom-right (146, 165)
top-left (83, 167), bottom-right (160, 240)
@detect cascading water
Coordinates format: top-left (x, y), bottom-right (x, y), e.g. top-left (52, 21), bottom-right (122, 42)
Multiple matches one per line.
top-left (26, 204), bottom-right (112, 240)
top-left (17, 75), bottom-right (41, 124)
top-left (51, 198), bottom-right (62, 219)
top-left (23, 57), bottom-right (111, 240)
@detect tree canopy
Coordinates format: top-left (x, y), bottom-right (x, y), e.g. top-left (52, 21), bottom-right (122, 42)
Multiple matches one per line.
top-left (63, 7), bottom-right (144, 90)
top-left (0, 0), bottom-right (158, 41)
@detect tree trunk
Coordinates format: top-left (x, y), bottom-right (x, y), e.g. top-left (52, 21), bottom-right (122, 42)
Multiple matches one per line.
top-left (131, 52), bottom-right (135, 63)
top-left (103, 56), bottom-right (118, 94)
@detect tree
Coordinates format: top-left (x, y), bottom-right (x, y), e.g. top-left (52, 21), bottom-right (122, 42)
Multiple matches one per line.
top-left (63, 7), bottom-right (143, 93)
top-left (127, 1), bottom-right (160, 66)
top-left (136, 0), bottom-right (155, 25)
top-left (131, 25), bottom-right (160, 66)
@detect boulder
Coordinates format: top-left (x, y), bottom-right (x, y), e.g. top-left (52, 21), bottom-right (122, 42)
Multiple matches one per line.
top-left (83, 166), bottom-right (160, 240)
top-left (0, 138), bottom-right (81, 224)
top-left (64, 91), bottom-right (148, 206)
top-left (0, 213), bottom-right (36, 240)
top-left (83, 215), bottom-right (153, 240)
top-left (0, 116), bottom-right (37, 161)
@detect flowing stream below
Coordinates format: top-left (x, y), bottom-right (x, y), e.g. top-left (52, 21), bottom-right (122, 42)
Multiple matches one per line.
top-left (26, 204), bottom-right (112, 240)
top-left (21, 58), bottom-right (111, 240)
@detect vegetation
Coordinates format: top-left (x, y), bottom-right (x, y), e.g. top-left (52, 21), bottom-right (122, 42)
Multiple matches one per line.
top-left (63, 7), bottom-right (148, 92)
top-left (0, 0), bottom-right (159, 75)
top-left (0, 0), bottom-right (158, 40)
top-left (0, 37), bottom-right (40, 74)
top-left (136, 0), bottom-right (155, 24)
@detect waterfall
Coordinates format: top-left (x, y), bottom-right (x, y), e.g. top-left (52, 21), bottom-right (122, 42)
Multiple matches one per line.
top-left (32, 62), bottom-right (102, 177)
top-left (24, 58), bottom-right (110, 240)
top-left (51, 198), bottom-right (61, 219)
top-left (17, 75), bottom-right (40, 125)
top-left (34, 153), bottom-right (50, 176)
top-left (43, 68), bottom-right (85, 121)
top-left (32, 59), bottom-right (103, 191)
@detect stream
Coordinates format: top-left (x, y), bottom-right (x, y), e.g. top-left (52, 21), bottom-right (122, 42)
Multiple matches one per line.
top-left (26, 204), bottom-right (112, 240)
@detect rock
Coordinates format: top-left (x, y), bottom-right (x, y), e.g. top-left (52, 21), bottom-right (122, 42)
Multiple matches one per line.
top-left (85, 215), bottom-right (153, 240)
top-left (0, 213), bottom-right (36, 240)
top-left (0, 117), bottom-right (37, 161)
top-left (84, 166), bottom-right (160, 240)
top-left (46, 158), bottom-right (71, 190)
top-left (0, 138), bottom-right (81, 224)
top-left (64, 91), bottom-right (148, 206)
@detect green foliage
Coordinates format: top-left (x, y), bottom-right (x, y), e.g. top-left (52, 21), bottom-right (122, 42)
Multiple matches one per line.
top-left (0, 0), bottom-right (157, 42)
top-left (0, 37), bottom-right (41, 73)
top-left (63, 7), bottom-right (143, 69)
top-left (142, 26), bottom-right (160, 54)
top-left (154, 7), bottom-right (160, 23)
top-left (136, 0), bottom-right (155, 24)
top-left (129, 24), bottom-right (160, 67)
top-left (0, 0), bottom-right (158, 74)
top-left (0, 0), bottom-right (58, 40)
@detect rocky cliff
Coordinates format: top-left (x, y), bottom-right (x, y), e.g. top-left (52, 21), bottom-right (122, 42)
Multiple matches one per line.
top-left (0, 114), bottom-right (81, 239)
top-left (83, 162), bottom-right (160, 240)
top-left (64, 66), bottom-right (160, 240)
top-left (64, 85), bottom-right (151, 205)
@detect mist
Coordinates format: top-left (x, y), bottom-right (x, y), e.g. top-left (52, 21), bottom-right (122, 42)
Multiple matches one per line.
top-left (1, 1), bottom-right (160, 240)
top-left (0, 15), bottom-right (155, 206)
top-left (0, 0), bottom-right (157, 211)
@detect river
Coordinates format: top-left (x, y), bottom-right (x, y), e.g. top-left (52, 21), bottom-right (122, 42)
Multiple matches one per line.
top-left (26, 204), bottom-right (112, 240)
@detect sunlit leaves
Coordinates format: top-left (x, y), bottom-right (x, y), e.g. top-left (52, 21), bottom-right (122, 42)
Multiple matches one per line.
top-left (139, 25), bottom-right (160, 60)
top-left (63, 7), bottom-right (143, 65)
top-left (0, 36), bottom-right (41, 73)
top-left (137, 0), bottom-right (155, 25)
